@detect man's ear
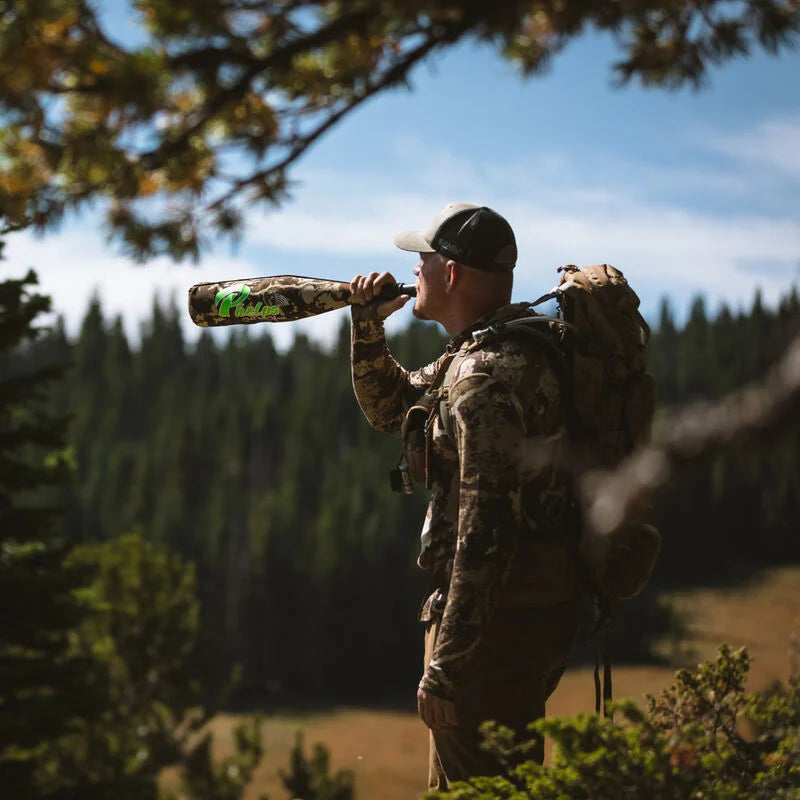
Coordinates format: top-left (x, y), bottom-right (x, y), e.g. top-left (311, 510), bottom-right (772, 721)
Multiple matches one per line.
top-left (445, 260), bottom-right (458, 292)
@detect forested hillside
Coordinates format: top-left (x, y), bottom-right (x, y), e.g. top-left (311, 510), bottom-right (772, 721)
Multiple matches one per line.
top-left (649, 291), bottom-right (800, 582)
top-left (22, 286), bottom-right (800, 703)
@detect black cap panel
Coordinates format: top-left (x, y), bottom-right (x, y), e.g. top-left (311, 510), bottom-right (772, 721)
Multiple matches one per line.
top-left (431, 206), bottom-right (517, 272)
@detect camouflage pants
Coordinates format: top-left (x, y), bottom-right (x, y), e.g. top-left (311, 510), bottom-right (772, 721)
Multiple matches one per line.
top-left (424, 600), bottom-right (581, 791)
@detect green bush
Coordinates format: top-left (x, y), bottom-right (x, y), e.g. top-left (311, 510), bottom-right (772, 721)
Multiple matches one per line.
top-left (426, 645), bottom-right (800, 799)
top-left (177, 716), bottom-right (266, 800)
top-left (41, 532), bottom-right (348, 800)
top-left (32, 532), bottom-right (262, 799)
top-left (279, 732), bottom-right (354, 800)
top-left (36, 532), bottom-right (207, 797)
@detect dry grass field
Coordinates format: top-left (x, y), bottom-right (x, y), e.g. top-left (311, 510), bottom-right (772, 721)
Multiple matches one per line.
top-left (197, 565), bottom-right (800, 800)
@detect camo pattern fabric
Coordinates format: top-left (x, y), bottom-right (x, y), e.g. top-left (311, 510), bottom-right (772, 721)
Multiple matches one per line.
top-left (350, 302), bottom-right (457, 576)
top-left (350, 302), bottom-right (447, 432)
top-left (188, 275), bottom-right (352, 327)
top-left (351, 302), bottom-right (578, 702)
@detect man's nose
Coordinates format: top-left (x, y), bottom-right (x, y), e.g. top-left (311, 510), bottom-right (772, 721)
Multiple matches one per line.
top-left (413, 262), bottom-right (421, 276)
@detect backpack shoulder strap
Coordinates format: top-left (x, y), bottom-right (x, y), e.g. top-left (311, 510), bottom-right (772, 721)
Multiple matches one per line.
top-left (435, 319), bottom-right (569, 445)
top-left (435, 346), bottom-right (471, 444)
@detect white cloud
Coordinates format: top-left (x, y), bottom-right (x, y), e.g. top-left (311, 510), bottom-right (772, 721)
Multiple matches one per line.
top-left (702, 116), bottom-right (800, 179)
top-left (0, 225), bottom-right (410, 352)
top-left (243, 132), bottom-right (800, 319)
top-left (1, 229), bottom-right (272, 345)
top-left (3, 114), bottom-right (798, 349)
top-left (511, 205), bottom-right (800, 316)
top-left (247, 207), bottom-right (399, 254)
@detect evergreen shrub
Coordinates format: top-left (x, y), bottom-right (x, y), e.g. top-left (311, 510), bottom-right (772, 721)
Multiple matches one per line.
top-left (425, 646), bottom-right (800, 799)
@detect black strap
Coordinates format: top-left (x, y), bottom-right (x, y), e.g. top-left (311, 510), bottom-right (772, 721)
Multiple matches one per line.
top-left (604, 644), bottom-right (614, 720)
top-left (592, 638), bottom-right (613, 719)
top-left (591, 595), bottom-right (616, 718)
top-left (593, 650), bottom-right (602, 715)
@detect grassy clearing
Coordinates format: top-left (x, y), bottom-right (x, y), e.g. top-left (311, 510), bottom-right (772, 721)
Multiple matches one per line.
top-left (195, 566), bottom-right (800, 800)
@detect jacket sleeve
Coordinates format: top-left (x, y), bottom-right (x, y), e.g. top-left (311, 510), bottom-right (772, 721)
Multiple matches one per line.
top-left (419, 371), bottom-right (526, 700)
top-left (350, 302), bottom-right (444, 434)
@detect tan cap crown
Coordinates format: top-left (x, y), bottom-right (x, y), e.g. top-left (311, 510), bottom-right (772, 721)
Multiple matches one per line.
top-left (393, 203), bottom-right (517, 272)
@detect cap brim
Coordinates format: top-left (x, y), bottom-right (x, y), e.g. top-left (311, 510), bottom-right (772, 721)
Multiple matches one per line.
top-left (394, 229), bottom-right (435, 253)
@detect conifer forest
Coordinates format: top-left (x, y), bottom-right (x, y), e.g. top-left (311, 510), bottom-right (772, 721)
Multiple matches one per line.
top-left (8, 279), bottom-right (800, 703)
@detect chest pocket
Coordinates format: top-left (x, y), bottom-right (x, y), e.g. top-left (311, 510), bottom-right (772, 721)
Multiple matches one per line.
top-left (395, 351), bottom-right (464, 490)
top-left (399, 396), bottom-right (437, 487)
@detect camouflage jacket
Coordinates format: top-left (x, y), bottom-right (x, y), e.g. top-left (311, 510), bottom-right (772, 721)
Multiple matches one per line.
top-left (350, 302), bottom-right (578, 701)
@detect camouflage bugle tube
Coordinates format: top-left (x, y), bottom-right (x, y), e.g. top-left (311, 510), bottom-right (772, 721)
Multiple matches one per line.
top-left (188, 275), bottom-right (417, 327)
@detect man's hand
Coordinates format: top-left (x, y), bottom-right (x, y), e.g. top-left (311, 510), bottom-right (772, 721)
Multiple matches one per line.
top-left (349, 271), bottom-right (411, 319)
top-left (417, 687), bottom-right (458, 730)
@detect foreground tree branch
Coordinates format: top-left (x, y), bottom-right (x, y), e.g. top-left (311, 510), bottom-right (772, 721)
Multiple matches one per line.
top-left (0, 0), bottom-right (798, 260)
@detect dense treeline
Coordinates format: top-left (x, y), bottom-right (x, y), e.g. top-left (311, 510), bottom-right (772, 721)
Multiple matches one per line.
top-left (24, 285), bottom-right (800, 703)
top-left (649, 290), bottom-right (800, 583)
top-left (40, 304), bottom-right (447, 702)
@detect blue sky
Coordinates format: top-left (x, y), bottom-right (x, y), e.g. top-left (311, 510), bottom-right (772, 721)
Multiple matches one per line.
top-left (2, 14), bottom-right (799, 350)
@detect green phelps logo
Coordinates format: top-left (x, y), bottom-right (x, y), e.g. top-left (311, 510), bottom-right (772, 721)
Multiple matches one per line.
top-left (215, 285), bottom-right (284, 319)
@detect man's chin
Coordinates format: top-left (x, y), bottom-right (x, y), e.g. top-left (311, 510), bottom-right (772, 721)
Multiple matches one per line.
top-left (412, 301), bottom-right (428, 321)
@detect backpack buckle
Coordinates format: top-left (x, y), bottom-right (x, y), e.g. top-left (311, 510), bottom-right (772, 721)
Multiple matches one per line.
top-left (472, 323), bottom-right (503, 347)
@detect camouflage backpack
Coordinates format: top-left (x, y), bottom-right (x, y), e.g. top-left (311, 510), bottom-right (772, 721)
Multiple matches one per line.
top-left (435, 263), bottom-right (661, 602)
top-left (544, 264), bottom-right (660, 601)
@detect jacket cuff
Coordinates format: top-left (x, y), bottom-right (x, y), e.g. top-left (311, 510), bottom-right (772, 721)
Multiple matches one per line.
top-left (419, 669), bottom-right (457, 702)
top-left (350, 302), bottom-right (386, 342)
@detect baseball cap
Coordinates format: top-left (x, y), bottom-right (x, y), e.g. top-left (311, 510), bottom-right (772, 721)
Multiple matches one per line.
top-left (394, 202), bottom-right (517, 272)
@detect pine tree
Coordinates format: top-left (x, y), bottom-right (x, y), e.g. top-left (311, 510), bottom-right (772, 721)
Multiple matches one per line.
top-left (647, 298), bottom-right (678, 406)
top-left (0, 267), bottom-right (95, 798)
top-left (676, 295), bottom-right (710, 400)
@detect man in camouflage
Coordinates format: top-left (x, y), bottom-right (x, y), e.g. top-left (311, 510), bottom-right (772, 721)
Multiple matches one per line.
top-left (349, 203), bottom-right (582, 790)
